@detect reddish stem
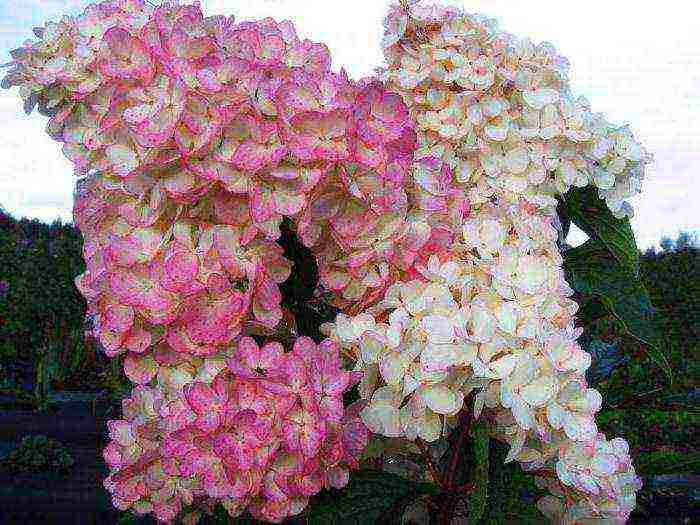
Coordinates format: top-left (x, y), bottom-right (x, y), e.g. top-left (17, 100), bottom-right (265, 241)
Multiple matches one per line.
top-left (438, 393), bottom-right (475, 525)
top-left (528, 468), bottom-right (557, 479)
top-left (447, 395), bottom-right (475, 489)
top-left (416, 439), bottom-right (446, 488)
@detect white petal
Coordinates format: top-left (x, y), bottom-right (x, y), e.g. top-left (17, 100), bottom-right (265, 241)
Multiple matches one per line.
top-left (421, 385), bottom-right (459, 415)
top-left (421, 343), bottom-right (459, 371)
top-left (522, 88), bottom-right (559, 110)
top-left (360, 334), bottom-right (385, 364)
top-left (512, 398), bottom-right (534, 429)
top-left (485, 124), bottom-right (508, 142)
top-left (417, 411), bottom-right (442, 442)
top-left (371, 385), bottom-right (402, 406)
top-left (487, 354), bottom-right (519, 379)
top-left (359, 364), bottom-right (379, 399)
top-left (379, 353), bottom-right (408, 386)
top-left (546, 402), bottom-right (565, 429)
top-left (420, 315), bottom-right (455, 344)
top-left (521, 376), bottom-right (557, 407)
top-left (106, 144), bottom-right (138, 176)
top-left (495, 302), bottom-right (519, 335)
top-left (503, 147), bottom-right (530, 173)
top-left (361, 404), bottom-right (403, 437)
top-left (505, 430), bottom-right (526, 463)
top-left (352, 314), bottom-right (376, 338)
top-left (469, 306), bottom-right (496, 343)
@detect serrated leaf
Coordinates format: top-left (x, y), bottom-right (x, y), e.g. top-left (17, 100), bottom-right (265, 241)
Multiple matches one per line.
top-left (562, 186), bottom-right (640, 276)
top-left (564, 241), bottom-right (671, 380)
top-left (306, 470), bottom-right (438, 525)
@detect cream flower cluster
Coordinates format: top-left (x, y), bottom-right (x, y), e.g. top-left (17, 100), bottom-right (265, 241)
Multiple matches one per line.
top-left (536, 435), bottom-right (643, 523)
top-left (381, 0), bottom-right (650, 219)
top-left (322, 263), bottom-right (472, 442)
top-left (322, 1), bottom-right (646, 522)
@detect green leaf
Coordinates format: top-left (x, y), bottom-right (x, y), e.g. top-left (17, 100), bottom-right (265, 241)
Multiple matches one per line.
top-left (306, 470), bottom-right (438, 525)
top-left (564, 241), bottom-right (671, 380)
top-left (585, 340), bottom-right (630, 386)
top-left (555, 198), bottom-right (571, 241)
top-left (469, 419), bottom-right (489, 522)
top-left (562, 186), bottom-right (640, 275)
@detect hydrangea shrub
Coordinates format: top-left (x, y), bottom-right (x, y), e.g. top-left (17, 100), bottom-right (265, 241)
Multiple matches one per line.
top-left (3, 0), bottom-right (661, 523)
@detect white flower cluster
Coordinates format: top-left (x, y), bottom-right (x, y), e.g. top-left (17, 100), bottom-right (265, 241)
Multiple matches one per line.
top-left (381, 1), bottom-right (651, 219)
top-left (537, 435), bottom-right (643, 523)
top-left (323, 259), bottom-right (473, 442)
top-left (324, 2), bottom-right (645, 522)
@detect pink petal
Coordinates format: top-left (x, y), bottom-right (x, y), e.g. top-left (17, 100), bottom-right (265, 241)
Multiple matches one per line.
top-left (99, 27), bottom-right (155, 83)
top-left (103, 304), bottom-right (135, 333)
top-left (184, 382), bottom-right (215, 414)
top-left (232, 141), bottom-right (287, 173)
top-left (123, 353), bottom-right (159, 384)
top-left (123, 326), bottom-right (152, 354)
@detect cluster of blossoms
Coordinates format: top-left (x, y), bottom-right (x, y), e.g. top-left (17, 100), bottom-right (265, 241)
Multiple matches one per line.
top-left (381, 0), bottom-right (650, 219)
top-left (103, 336), bottom-right (368, 523)
top-left (3, 1), bottom-right (391, 522)
top-left (323, 1), bottom-right (646, 523)
top-left (534, 435), bottom-right (643, 523)
top-left (4, 0), bottom-right (651, 523)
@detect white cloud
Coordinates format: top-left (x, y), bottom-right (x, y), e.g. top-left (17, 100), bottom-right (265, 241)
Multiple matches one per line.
top-left (0, 91), bottom-right (74, 222)
top-left (0, 0), bottom-right (697, 248)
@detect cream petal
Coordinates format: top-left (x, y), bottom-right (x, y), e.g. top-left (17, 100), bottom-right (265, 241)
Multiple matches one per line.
top-left (487, 354), bottom-right (519, 379)
top-left (421, 385), bottom-right (459, 415)
top-left (379, 352), bottom-right (408, 385)
top-left (417, 411), bottom-right (442, 442)
top-left (522, 88), bottom-right (559, 110)
top-left (521, 376), bottom-right (557, 407)
top-left (420, 314), bottom-right (455, 344)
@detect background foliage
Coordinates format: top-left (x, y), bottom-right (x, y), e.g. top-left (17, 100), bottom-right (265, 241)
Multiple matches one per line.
top-left (0, 209), bottom-right (85, 356)
top-left (0, 208), bottom-right (112, 394)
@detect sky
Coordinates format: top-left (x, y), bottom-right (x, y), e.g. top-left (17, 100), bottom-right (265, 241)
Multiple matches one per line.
top-left (0, 0), bottom-right (698, 249)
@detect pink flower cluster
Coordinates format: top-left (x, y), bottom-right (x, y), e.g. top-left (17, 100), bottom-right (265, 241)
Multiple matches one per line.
top-left (103, 337), bottom-right (368, 523)
top-left (295, 153), bottom-right (469, 312)
top-left (4, 1), bottom-right (408, 522)
top-left (74, 170), bottom-right (296, 368)
top-left (9, 0), bottom-right (420, 367)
